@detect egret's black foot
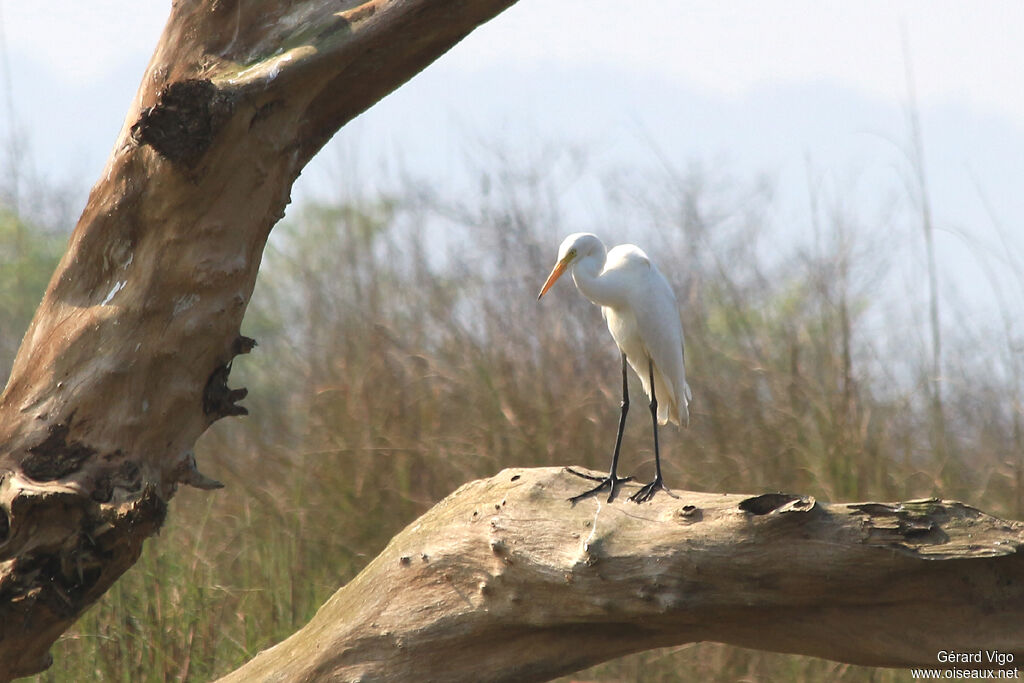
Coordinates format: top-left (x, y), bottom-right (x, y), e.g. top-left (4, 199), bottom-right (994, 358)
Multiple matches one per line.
top-left (628, 476), bottom-right (678, 503)
top-left (564, 468), bottom-right (633, 503)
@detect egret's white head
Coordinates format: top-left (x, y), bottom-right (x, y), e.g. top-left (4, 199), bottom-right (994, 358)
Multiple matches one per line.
top-left (537, 233), bottom-right (605, 299)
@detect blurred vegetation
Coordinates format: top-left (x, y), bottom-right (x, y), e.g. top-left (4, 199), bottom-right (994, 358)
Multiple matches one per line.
top-left (0, 206), bottom-right (63, 379)
top-left (3, 143), bottom-right (1021, 682)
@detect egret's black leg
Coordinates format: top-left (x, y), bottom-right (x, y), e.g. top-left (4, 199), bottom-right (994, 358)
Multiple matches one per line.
top-left (629, 359), bottom-right (674, 503)
top-left (567, 353), bottom-right (634, 502)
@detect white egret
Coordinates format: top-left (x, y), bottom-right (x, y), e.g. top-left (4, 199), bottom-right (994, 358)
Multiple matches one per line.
top-left (537, 233), bottom-right (691, 503)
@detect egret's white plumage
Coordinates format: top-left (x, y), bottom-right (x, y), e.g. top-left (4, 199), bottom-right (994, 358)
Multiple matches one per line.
top-left (538, 232), bottom-right (692, 503)
top-left (541, 233), bottom-right (691, 424)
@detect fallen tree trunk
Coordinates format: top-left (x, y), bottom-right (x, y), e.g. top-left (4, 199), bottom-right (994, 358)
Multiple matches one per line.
top-left (0, 1), bottom-right (517, 678)
top-left (220, 466), bottom-right (1024, 682)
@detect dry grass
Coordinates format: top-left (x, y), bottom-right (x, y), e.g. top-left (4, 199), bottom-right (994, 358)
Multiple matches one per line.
top-left (17, 152), bottom-right (1022, 682)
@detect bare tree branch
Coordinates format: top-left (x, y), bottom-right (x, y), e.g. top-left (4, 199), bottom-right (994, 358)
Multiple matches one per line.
top-left (0, 1), bottom-right (517, 677)
top-left (218, 467), bottom-right (1024, 683)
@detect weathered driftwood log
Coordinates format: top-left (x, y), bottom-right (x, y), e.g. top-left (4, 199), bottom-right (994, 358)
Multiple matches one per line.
top-left (0, 1), bottom-right (517, 678)
top-left (220, 466), bottom-right (1024, 683)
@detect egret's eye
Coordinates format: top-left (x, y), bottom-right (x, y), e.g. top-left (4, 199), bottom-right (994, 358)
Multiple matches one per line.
top-left (567, 248), bottom-right (577, 259)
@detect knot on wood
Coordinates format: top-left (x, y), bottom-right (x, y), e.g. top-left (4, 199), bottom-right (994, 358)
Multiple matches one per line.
top-left (130, 79), bottom-right (235, 167)
top-left (175, 450), bottom-right (224, 491)
top-left (10, 542), bottom-right (106, 619)
top-left (738, 492), bottom-right (817, 516)
top-left (0, 482), bottom-right (168, 669)
top-left (232, 335), bottom-right (257, 356)
top-left (21, 424), bottom-right (96, 481)
top-left (203, 362), bottom-right (248, 420)
top-left (91, 459), bottom-right (143, 503)
top-left (676, 504), bottom-right (702, 523)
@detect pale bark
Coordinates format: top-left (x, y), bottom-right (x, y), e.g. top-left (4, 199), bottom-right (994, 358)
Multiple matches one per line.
top-left (0, 1), bottom-right (517, 678)
top-left (219, 466), bottom-right (1024, 683)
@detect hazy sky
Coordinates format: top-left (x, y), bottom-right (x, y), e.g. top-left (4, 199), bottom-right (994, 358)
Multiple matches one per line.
top-left (5, 1), bottom-right (1024, 120)
top-left (5, 2), bottom-right (1024, 198)
top-left (6, 2), bottom-right (1024, 184)
top-left (3, 1), bottom-right (1024, 333)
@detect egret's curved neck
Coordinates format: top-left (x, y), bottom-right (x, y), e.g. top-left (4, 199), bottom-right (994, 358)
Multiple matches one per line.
top-left (571, 252), bottom-right (620, 308)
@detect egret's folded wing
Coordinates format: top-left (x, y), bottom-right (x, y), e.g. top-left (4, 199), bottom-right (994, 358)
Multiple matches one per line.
top-left (628, 265), bottom-right (689, 425)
